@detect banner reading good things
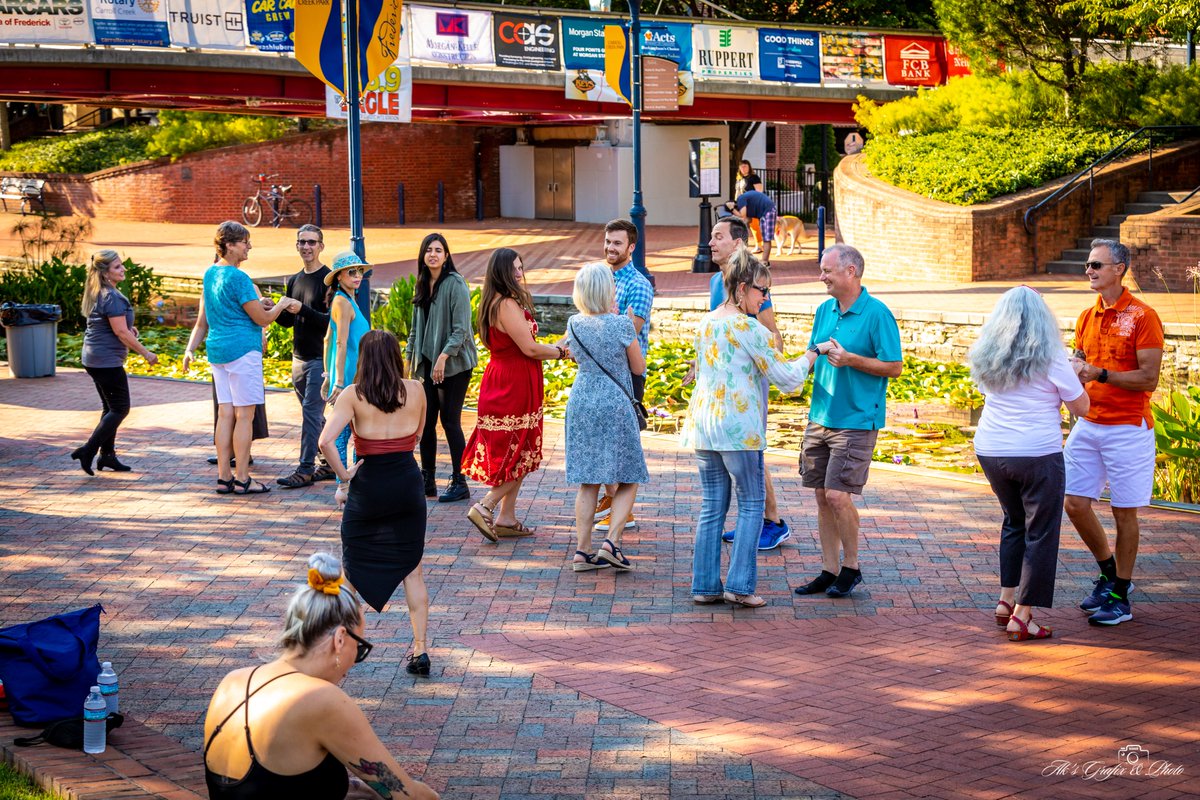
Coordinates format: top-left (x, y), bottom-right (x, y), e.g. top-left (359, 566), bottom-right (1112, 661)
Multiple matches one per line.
top-left (0, 0), bottom-right (91, 44)
top-left (90, 0), bottom-right (170, 47)
top-left (758, 27), bottom-right (820, 85)
top-left (168, 0), bottom-right (247, 50)
top-left (409, 4), bottom-right (493, 65)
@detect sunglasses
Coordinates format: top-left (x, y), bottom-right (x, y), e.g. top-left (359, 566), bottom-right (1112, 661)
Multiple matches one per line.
top-left (345, 629), bottom-right (373, 664)
top-left (297, 239), bottom-right (322, 247)
top-left (1084, 261), bottom-right (1121, 271)
top-left (341, 268), bottom-right (366, 278)
top-left (751, 283), bottom-right (771, 296)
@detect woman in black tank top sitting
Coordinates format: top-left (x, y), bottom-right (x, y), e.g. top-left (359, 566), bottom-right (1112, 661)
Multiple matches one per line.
top-left (203, 552), bottom-right (439, 800)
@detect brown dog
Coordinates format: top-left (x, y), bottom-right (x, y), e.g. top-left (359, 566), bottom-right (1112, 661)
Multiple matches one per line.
top-left (773, 216), bottom-right (808, 256)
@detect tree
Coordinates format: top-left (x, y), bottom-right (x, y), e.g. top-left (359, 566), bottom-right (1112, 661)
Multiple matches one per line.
top-left (934, 0), bottom-right (1098, 99)
top-left (1064, 0), bottom-right (1200, 40)
top-left (473, 0), bottom-right (935, 28)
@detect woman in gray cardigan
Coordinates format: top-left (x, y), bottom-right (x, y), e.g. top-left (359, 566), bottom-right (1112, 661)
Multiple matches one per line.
top-left (406, 233), bottom-right (479, 502)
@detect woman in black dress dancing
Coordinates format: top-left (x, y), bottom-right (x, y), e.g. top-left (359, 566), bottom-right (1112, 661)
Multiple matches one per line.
top-left (319, 330), bottom-right (433, 676)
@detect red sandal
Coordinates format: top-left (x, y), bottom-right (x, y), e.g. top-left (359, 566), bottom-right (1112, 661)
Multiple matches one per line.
top-left (995, 599), bottom-right (1014, 627)
top-left (1008, 616), bottom-right (1053, 642)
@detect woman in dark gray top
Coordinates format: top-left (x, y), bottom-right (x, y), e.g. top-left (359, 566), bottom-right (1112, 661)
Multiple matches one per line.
top-left (72, 250), bottom-right (158, 475)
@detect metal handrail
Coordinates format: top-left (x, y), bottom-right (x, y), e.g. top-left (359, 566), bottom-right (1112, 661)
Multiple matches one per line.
top-left (1022, 124), bottom-right (1200, 272)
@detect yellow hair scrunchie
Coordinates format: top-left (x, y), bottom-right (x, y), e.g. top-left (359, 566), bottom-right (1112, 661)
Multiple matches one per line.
top-left (307, 568), bottom-right (343, 596)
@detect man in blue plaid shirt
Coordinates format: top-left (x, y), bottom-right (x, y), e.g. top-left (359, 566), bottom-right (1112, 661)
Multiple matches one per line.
top-left (595, 218), bottom-right (653, 533)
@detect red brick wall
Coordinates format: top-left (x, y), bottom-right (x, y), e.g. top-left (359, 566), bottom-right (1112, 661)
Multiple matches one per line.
top-left (765, 124), bottom-right (801, 172)
top-left (4, 123), bottom-right (515, 225)
top-left (1123, 212), bottom-right (1200, 291)
top-left (835, 141), bottom-right (1200, 282)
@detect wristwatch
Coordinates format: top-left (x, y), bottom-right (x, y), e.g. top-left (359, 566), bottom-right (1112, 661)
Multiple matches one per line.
top-left (1098, 368), bottom-right (1109, 384)
top-left (807, 344), bottom-right (819, 354)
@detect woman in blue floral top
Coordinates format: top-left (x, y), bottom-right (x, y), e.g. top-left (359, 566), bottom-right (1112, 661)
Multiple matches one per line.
top-left (681, 253), bottom-right (823, 608)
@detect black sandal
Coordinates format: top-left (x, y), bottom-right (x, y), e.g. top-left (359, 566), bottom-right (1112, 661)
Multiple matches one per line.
top-left (232, 478), bottom-right (271, 495)
top-left (572, 551), bottom-right (611, 572)
top-left (596, 539), bottom-right (633, 571)
top-left (215, 478), bottom-right (235, 495)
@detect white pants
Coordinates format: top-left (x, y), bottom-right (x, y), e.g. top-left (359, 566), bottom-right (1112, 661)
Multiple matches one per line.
top-left (1064, 418), bottom-right (1156, 508)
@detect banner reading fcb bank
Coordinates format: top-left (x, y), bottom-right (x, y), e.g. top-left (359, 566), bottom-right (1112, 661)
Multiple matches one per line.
top-left (409, 4), bottom-right (492, 65)
top-left (0, 0), bottom-right (91, 44)
top-left (90, 0), bottom-right (170, 47)
top-left (169, 0), bottom-right (247, 50)
top-left (883, 35), bottom-right (946, 87)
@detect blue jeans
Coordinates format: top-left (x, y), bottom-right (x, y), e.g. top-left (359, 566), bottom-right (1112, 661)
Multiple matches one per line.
top-left (292, 357), bottom-right (326, 473)
top-left (692, 449), bottom-right (765, 597)
top-left (334, 424), bottom-right (353, 484)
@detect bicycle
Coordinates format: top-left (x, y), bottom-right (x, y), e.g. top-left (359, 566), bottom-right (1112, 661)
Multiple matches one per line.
top-left (241, 173), bottom-right (313, 228)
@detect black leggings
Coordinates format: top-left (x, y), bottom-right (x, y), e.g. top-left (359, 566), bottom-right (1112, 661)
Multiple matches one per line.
top-left (84, 366), bottom-right (130, 454)
top-left (418, 361), bottom-right (471, 475)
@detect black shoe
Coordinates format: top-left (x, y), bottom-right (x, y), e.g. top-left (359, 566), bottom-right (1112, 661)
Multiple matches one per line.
top-left (277, 470), bottom-right (314, 488)
top-left (825, 567), bottom-right (863, 598)
top-left (794, 570), bottom-right (837, 596)
top-left (311, 464), bottom-right (336, 482)
top-left (406, 652), bottom-right (431, 676)
top-left (206, 456), bottom-right (253, 466)
top-left (438, 473), bottom-right (470, 503)
top-left (96, 452), bottom-right (132, 472)
top-left (421, 469), bottom-right (437, 498)
top-left (71, 446), bottom-right (96, 476)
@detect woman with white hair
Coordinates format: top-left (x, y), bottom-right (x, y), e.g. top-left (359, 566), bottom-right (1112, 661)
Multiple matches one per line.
top-left (72, 249), bottom-right (159, 474)
top-left (563, 262), bottom-right (648, 572)
top-left (203, 553), bottom-right (438, 799)
top-left (970, 286), bottom-right (1090, 642)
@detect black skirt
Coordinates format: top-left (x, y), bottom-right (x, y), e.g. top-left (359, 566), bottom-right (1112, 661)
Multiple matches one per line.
top-left (340, 451), bottom-right (426, 613)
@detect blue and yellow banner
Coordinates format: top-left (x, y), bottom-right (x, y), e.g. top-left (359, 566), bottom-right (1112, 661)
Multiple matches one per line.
top-left (603, 23), bottom-right (630, 106)
top-left (295, 0), bottom-right (401, 99)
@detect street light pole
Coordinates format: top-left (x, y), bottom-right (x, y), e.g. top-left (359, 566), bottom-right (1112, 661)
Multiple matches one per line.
top-left (343, 0), bottom-right (370, 315)
top-left (628, 0), bottom-right (649, 284)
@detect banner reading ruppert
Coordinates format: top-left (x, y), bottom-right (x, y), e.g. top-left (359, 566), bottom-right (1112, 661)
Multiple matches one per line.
top-left (0, 0), bottom-right (92, 44)
top-left (168, 0), bottom-right (247, 49)
top-left (692, 24), bottom-right (756, 80)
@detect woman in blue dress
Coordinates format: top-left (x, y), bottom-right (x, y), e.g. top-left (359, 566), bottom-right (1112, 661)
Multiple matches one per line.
top-left (322, 251), bottom-right (372, 508)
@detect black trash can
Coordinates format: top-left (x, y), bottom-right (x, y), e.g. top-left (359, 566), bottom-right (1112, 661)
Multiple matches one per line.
top-left (1, 303), bottom-right (62, 378)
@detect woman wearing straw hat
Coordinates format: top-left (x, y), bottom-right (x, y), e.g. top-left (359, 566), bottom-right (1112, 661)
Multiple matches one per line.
top-left (322, 251), bottom-right (372, 506)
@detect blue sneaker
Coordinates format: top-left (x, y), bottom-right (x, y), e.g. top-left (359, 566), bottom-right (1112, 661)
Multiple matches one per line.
top-left (721, 529), bottom-right (735, 544)
top-left (1088, 592), bottom-right (1133, 626)
top-left (1079, 575), bottom-right (1114, 613)
top-left (759, 519), bottom-right (791, 551)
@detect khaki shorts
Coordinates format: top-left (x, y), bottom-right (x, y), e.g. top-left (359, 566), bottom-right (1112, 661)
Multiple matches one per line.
top-left (800, 423), bottom-right (879, 494)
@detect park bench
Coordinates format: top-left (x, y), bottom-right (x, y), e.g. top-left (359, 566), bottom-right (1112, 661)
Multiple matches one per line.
top-left (0, 177), bottom-right (47, 215)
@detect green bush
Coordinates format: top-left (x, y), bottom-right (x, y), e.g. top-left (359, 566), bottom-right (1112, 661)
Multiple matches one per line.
top-left (0, 126), bottom-right (155, 173)
top-left (862, 126), bottom-right (1132, 205)
top-left (371, 274), bottom-right (417, 344)
top-left (144, 111), bottom-right (294, 160)
top-left (0, 257), bottom-right (165, 333)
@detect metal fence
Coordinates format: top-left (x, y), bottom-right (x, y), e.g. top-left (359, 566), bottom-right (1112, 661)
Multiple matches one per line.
top-left (758, 167), bottom-right (835, 224)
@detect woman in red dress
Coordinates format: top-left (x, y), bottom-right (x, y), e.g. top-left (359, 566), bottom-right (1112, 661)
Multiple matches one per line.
top-left (463, 248), bottom-right (568, 541)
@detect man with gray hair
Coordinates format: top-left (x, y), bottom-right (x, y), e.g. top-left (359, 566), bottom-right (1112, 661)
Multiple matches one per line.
top-left (1065, 238), bottom-right (1163, 626)
top-left (274, 224), bottom-right (335, 488)
top-left (794, 244), bottom-right (902, 598)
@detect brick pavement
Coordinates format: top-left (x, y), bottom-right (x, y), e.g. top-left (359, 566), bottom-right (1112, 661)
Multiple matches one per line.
top-left (1, 370), bottom-right (1199, 799)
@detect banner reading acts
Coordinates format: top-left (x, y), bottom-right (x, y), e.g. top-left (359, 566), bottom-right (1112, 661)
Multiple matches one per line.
top-left (0, 0), bottom-right (91, 44)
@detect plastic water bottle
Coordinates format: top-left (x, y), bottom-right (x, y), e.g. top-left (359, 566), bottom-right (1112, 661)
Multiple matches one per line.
top-left (98, 662), bottom-right (119, 714)
top-left (83, 686), bottom-right (107, 754)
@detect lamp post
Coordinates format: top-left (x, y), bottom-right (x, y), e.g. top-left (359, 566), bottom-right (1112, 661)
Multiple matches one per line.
top-left (628, 0), bottom-right (650, 285)
top-left (343, 0), bottom-right (370, 316)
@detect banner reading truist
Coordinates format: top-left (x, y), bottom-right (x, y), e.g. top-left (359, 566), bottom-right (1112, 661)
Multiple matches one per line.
top-left (883, 35), bottom-right (946, 86)
top-left (245, 0), bottom-right (292, 51)
top-left (493, 12), bottom-right (560, 70)
top-left (0, 0), bottom-right (91, 44)
top-left (169, 0), bottom-right (247, 49)
top-left (91, 0), bottom-right (170, 47)
top-left (693, 24), bottom-right (757, 80)
top-left (409, 5), bottom-right (493, 65)
top-left (758, 27), bottom-right (820, 85)
top-left (821, 31), bottom-right (884, 86)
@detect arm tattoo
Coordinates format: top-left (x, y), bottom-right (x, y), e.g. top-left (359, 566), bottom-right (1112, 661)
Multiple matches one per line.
top-left (350, 759), bottom-right (410, 797)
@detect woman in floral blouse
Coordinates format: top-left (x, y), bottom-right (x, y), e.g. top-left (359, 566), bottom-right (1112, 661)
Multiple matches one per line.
top-left (681, 253), bottom-right (823, 608)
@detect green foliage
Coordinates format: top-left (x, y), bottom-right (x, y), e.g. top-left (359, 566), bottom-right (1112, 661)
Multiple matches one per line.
top-left (0, 126), bottom-right (155, 174)
top-left (371, 275), bottom-right (417, 343)
top-left (855, 74), bottom-right (1062, 137)
top-left (265, 292), bottom-right (294, 360)
top-left (10, 215), bottom-right (93, 265)
top-left (1152, 387), bottom-right (1200, 504)
top-left (862, 125), bottom-right (1131, 205)
top-left (0, 761), bottom-right (59, 800)
top-left (0, 257), bottom-right (164, 333)
top-left (144, 111), bottom-right (294, 160)
top-left (890, 357), bottom-right (984, 409)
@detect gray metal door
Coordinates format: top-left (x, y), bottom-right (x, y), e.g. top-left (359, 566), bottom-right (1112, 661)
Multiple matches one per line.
top-left (551, 147), bottom-right (574, 220)
top-left (534, 148), bottom-right (556, 220)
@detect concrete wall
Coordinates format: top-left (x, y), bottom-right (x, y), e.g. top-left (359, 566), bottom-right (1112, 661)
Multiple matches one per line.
top-left (835, 141), bottom-right (1200, 282)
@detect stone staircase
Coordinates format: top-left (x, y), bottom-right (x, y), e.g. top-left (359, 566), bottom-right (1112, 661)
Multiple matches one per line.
top-left (1045, 190), bottom-right (1191, 274)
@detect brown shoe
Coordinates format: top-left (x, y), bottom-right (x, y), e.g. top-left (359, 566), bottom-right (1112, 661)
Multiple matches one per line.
top-left (494, 521), bottom-right (535, 538)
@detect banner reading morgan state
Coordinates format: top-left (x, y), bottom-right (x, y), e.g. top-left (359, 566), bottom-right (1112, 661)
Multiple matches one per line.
top-left (493, 12), bottom-right (560, 70)
top-left (409, 4), bottom-right (493, 65)
top-left (0, 0), bottom-right (91, 44)
top-left (168, 0), bottom-right (247, 50)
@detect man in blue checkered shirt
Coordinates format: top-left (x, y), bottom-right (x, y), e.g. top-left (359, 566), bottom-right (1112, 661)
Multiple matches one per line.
top-left (594, 219), bottom-right (653, 533)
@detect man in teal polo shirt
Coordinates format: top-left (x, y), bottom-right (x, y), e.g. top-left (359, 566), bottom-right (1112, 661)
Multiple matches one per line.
top-left (794, 244), bottom-right (903, 598)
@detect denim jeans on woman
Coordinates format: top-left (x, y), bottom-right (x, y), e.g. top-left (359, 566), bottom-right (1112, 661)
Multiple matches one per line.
top-left (692, 449), bottom-right (765, 597)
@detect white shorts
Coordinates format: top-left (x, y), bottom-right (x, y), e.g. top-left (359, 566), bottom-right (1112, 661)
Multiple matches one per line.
top-left (212, 350), bottom-right (265, 407)
top-left (1064, 418), bottom-right (1156, 508)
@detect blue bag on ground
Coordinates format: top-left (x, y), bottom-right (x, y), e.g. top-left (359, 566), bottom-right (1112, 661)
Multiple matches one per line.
top-left (0, 605), bottom-right (104, 726)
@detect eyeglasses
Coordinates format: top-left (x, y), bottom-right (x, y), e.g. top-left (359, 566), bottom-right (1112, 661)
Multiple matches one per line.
top-left (297, 239), bottom-right (322, 247)
top-left (1084, 261), bottom-right (1122, 271)
top-left (751, 283), bottom-right (771, 296)
top-left (345, 629), bottom-right (373, 664)
top-left (343, 268), bottom-right (365, 278)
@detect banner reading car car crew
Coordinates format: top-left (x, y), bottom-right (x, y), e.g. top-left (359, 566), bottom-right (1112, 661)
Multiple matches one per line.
top-left (0, 0), bottom-right (91, 43)
top-left (169, 0), bottom-right (247, 50)
top-left (409, 4), bottom-right (492, 65)
top-left (90, 0), bottom-right (170, 47)
top-left (493, 11), bottom-right (559, 70)
top-left (245, 0), bottom-right (292, 51)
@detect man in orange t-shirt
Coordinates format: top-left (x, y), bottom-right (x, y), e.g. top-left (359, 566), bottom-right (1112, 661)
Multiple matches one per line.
top-left (1064, 239), bottom-right (1164, 627)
